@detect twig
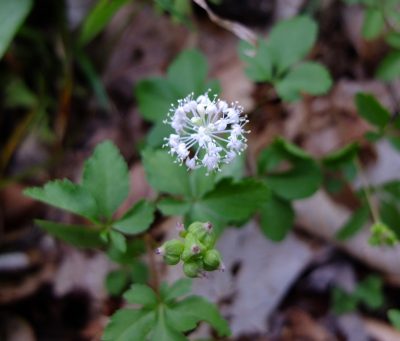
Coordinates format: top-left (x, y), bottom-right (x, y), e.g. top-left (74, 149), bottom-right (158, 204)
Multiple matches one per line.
top-left (192, 0), bottom-right (257, 45)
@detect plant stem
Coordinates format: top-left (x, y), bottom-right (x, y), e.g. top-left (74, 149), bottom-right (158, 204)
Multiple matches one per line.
top-left (144, 233), bottom-right (159, 293)
top-left (356, 157), bottom-right (380, 223)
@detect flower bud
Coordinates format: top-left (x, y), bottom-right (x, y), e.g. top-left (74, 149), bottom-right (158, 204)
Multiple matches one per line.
top-left (164, 254), bottom-right (180, 265)
top-left (183, 260), bottom-right (202, 278)
top-left (203, 249), bottom-right (221, 271)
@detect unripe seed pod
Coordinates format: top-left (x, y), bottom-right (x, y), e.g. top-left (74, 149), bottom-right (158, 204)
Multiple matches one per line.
top-left (369, 221), bottom-right (398, 246)
top-left (157, 239), bottom-right (184, 256)
top-left (164, 239), bottom-right (184, 257)
top-left (183, 260), bottom-right (202, 278)
top-left (164, 254), bottom-right (180, 265)
top-left (188, 221), bottom-right (206, 235)
top-left (203, 249), bottom-right (221, 271)
top-left (188, 221), bottom-right (213, 245)
top-left (181, 233), bottom-right (204, 262)
top-left (202, 232), bottom-right (216, 249)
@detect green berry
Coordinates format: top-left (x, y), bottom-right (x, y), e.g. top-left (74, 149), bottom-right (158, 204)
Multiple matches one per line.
top-left (188, 221), bottom-right (206, 234)
top-left (164, 254), bottom-right (180, 265)
top-left (202, 232), bottom-right (216, 249)
top-left (187, 221), bottom-right (215, 248)
top-left (157, 239), bottom-right (184, 257)
top-left (203, 249), bottom-right (221, 271)
top-left (164, 239), bottom-right (184, 256)
top-left (369, 222), bottom-right (398, 246)
top-left (188, 222), bottom-right (211, 241)
top-left (181, 233), bottom-right (204, 262)
top-left (183, 260), bottom-right (202, 278)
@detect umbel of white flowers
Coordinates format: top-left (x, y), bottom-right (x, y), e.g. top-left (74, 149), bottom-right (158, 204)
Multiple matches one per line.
top-left (164, 91), bottom-right (249, 173)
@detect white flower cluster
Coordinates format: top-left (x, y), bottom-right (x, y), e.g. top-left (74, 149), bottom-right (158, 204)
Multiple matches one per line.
top-left (164, 91), bottom-right (248, 173)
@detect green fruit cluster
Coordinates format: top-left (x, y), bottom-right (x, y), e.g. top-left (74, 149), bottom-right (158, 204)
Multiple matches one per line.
top-left (156, 221), bottom-right (223, 278)
top-left (369, 221), bottom-right (398, 246)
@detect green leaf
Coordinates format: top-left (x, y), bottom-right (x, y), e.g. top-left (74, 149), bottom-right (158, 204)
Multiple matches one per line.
top-left (355, 93), bottom-right (391, 129)
top-left (151, 309), bottom-right (187, 341)
top-left (4, 78), bottom-right (37, 109)
top-left (387, 135), bottom-right (400, 152)
top-left (107, 239), bottom-right (146, 265)
top-left (167, 49), bottom-right (208, 97)
top-left (238, 39), bottom-right (273, 82)
top-left (35, 219), bottom-right (103, 248)
top-left (276, 62), bottom-right (332, 101)
top-left (130, 260), bottom-right (149, 284)
top-left (79, 0), bottom-right (130, 45)
top-left (275, 138), bottom-right (313, 160)
top-left (347, 0), bottom-right (374, 4)
top-left (102, 308), bottom-right (156, 341)
top-left (268, 16), bottom-right (317, 74)
top-left (362, 8), bottom-right (384, 40)
top-left (189, 168), bottom-right (216, 198)
top-left (331, 287), bottom-right (358, 315)
top-left (146, 121), bottom-right (175, 148)
top-left (265, 160), bottom-right (322, 200)
top-left (112, 200), bottom-right (155, 235)
top-left (388, 309), bottom-right (400, 330)
top-left (341, 158), bottom-right (358, 181)
top-left (259, 194), bottom-right (294, 241)
top-left (164, 279), bottom-right (192, 302)
top-left (123, 284), bottom-right (158, 307)
top-left (336, 205), bottom-right (369, 240)
top-left (332, 274), bottom-right (384, 315)
top-left (386, 32), bottom-right (400, 49)
top-left (323, 143), bottom-right (359, 167)
top-left (24, 180), bottom-right (98, 221)
top-left (142, 149), bottom-right (190, 196)
top-left (258, 138), bottom-right (321, 200)
top-left (217, 152), bottom-right (245, 181)
top-left (379, 200), bottom-right (400, 238)
top-left (104, 282), bottom-right (229, 341)
top-left (157, 197), bottom-right (191, 216)
top-left (135, 78), bottom-right (176, 123)
top-left (109, 230), bottom-right (127, 253)
top-left (376, 51), bottom-right (400, 81)
top-left (155, 0), bottom-right (192, 26)
top-left (0, 0), bottom-right (33, 59)
top-left (82, 140), bottom-right (129, 219)
top-left (166, 296), bottom-right (230, 337)
top-left (325, 176), bottom-right (345, 194)
top-left (189, 178), bottom-right (270, 231)
top-left (354, 275), bottom-right (384, 309)
top-left (257, 146), bottom-right (285, 175)
top-left (105, 269), bottom-right (130, 296)
top-left (382, 180), bottom-right (400, 199)
top-left (364, 130), bottom-right (383, 142)
top-left (75, 49), bottom-right (110, 110)
top-left (135, 49), bottom-right (219, 128)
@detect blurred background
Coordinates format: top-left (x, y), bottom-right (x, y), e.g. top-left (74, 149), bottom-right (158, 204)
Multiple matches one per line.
top-left (1, 0), bottom-right (400, 340)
